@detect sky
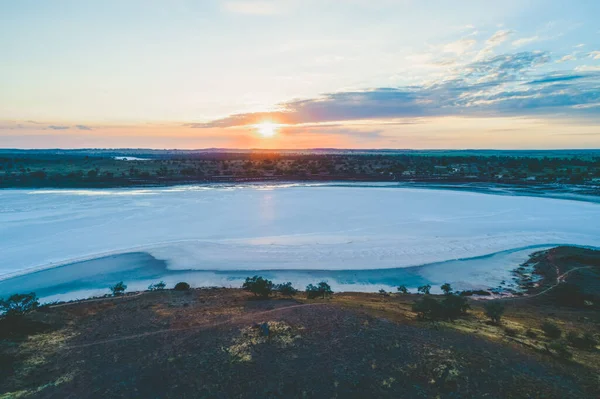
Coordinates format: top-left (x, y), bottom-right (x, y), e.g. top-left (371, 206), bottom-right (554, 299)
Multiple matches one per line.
top-left (1, 0), bottom-right (600, 149)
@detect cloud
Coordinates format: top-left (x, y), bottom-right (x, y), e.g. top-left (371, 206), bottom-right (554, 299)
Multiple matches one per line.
top-left (589, 51), bottom-right (600, 60)
top-left (476, 30), bottom-right (515, 60)
top-left (512, 36), bottom-right (540, 47)
top-left (556, 54), bottom-right (576, 63)
top-left (75, 124), bottom-right (92, 131)
top-left (486, 30), bottom-right (514, 46)
top-left (443, 39), bottom-right (477, 55)
top-left (192, 51), bottom-right (599, 129)
top-left (575, 65), bottom-right (600, 72)
top-left (47, 125), bottom-right (70, 130)
top-left (223, 1), bottom-right (282, 15)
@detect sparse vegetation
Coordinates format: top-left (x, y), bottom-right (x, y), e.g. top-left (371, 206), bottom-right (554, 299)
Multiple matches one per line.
top-left (148, 281), bottom-right (166, 291)
top-left (242, 276), bottom-right (274, 298)
top-left (306, 281), bottom-right (333, 299)
top-left (412, 293), bottom-right (469, 321)
top-left (274, 282), bottom-right (297, 297)
top-left (0, 292), bottom-right (39, 317)
top-left (548, 340), bottom-right (573, 360)
top-left (567, 331), bottom-right (597, 350)
top-left (483, 301), bottom-right (505, 324)
top-left (541, 321), bottom-right (562, 339)
top-left (396, 285), bottom-right (408, 294)
top-left (174, 282), bottom-right (191, 291)
top-left (109, 282), bottom-right (127, 296)
top-left (525, 329), bottom-right (538, 339)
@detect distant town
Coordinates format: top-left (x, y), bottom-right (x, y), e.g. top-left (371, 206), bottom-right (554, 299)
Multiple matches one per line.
top-left (1, 149), bottom-right (599, 190)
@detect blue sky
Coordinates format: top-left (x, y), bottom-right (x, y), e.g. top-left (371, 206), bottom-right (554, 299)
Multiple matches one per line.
top-left (1, 0), bottom-right (599, 148)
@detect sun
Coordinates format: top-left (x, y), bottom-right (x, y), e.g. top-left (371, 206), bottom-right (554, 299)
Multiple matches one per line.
top-left (256, 122), bottom-right (278, 138)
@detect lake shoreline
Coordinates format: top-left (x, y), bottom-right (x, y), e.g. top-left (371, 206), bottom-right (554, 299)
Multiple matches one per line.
top-left (2, 245), bottom-right (587, 303)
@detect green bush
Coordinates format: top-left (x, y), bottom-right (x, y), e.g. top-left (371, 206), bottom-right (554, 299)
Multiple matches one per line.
top-left (174, 282), bottom-right (191, 291)
top-left (306, 281), bottom-right (333, 299)
top-left (483, 301), bottom-right (505, 324)
top-left (396, 285), bottom-right (408, 294)
top-left (504, 327), bottom-right (518, 337)
top-left (148, 281), bottom-right (166, 291)
top-left (541, 321), bottom-right (562, 339)
top-left (548, 340), bottom-right (573, 360)
top-left (242, 276), bottom-right (273, 298)
top-left (110, 282), bottom-right (127, 296)
top-left (274, 282), bottom-right (297, 297)
top-left (525, 329), bottom-right (538, 339)
top-left (378, 289), bottom-right (390, 297)
top-left (0, 293), bottom-right (39, 317)
top-left (567, 331), bottom-right (597, 350)
top-left (412, 296), bottom-right (442, 319)
top-left (441, 294), bottom-right (470, 319)
top-left (412, 294), bottom-right (469, 321)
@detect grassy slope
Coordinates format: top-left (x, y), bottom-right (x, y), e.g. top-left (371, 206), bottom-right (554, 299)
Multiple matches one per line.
top-left (1, 250), bottom-right (599, 398)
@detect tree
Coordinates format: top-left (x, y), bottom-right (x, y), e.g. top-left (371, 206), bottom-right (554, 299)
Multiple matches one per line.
top-left (306, 281), bottom-right (333, 299)
top-left (417, 284), bottom-right (431, 295)
top-left (0, 293), bottom-right (39, 317)
top-left (484, 301), bottom-right (505, 324)
top-left (174, 282), bottom-right (191, 291)
top-left (440, 283), bottom-right (453, 295)
top-left (242, 276), bottom-right (274, 298)
top-left (397, 285), bottom-right (408, 294)
top-left (110, 282), bottom-right (127, 296)
top-left (148, 281), bottom-right (166, 291)
top-left (275, 282), bottom-right (297, 297)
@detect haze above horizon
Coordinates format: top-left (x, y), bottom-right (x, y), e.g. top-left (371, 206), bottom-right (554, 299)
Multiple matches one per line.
top-left (1, 0), bottom-right (600, 149)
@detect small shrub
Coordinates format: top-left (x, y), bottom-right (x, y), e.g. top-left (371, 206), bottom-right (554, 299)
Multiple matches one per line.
top-left (306, 281), bottom-right (333, 299)
top-left (0, 293), bottom-right (39, 317)
top-left (274, 282), bottom-right (297, 297)
top-left (110, 282), bottom-right (127, 296)
top-left (548, 340), bottom-right (573, 360)
top-left (396, 285), bottom-right (408, 294)
top-left (441, 294), bottom-right (470, 320)
top-left (440, 283), bottom-right (453, 295)
top-left (417, 284), bottom-right (431, 295)
top-left (412, 296), bottom-right (442, 319)
top-left (174, 282), bottom-right (191, 291)
top-left (541, 321), bottom-right (562, 339)
top-left (525, 329), bottom-right (538, 339)
top-left (148, 281), bottom-right (166, 291)
top-left (483, 301), bottom-right (505, 324)
top-left (379, 289), bottom-right (390, 297)
top-left (567, 331), bottom-right (597, 350)
top-left (242, 276), bottom-right (273, 298)
top-left (504, 327), bottom-right (519, 337)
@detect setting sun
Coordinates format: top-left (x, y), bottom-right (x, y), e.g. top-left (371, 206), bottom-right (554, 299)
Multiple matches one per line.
top-left (256, 122), bottom-right (278, 138)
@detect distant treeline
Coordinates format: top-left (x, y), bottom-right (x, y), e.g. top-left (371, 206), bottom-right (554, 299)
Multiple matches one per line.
top-left (1, 150), bottom-right (599, 188)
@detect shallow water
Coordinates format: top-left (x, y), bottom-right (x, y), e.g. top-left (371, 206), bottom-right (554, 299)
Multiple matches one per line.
top-left (0, 246), bottom-right (553, 302)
